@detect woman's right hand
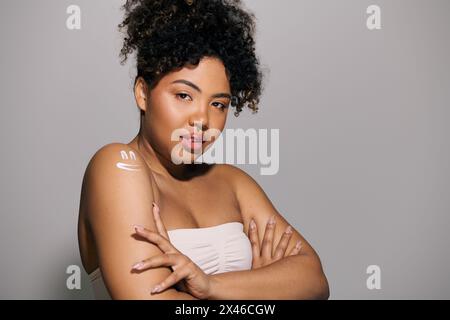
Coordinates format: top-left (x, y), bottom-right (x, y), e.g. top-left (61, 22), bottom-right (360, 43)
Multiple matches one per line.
top-left (248, 215), bottom-right (302, 269)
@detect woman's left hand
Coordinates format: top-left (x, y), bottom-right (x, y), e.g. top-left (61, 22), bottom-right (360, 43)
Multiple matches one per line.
top-left (132, 202), bottom-right (212, 299)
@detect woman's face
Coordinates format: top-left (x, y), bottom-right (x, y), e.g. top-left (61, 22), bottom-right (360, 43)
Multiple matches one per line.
top-left (136, 56), bottom-right (232, 165)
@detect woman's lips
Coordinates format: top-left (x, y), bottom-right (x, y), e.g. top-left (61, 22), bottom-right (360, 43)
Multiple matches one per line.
top-left (180, 134), bottom-right (204, 141)
top-left (180, 135), bottom-right (204, 151)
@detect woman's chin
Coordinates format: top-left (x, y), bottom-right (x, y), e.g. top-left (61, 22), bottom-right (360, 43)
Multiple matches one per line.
top-left (171, 148), bottom-right (205, 164)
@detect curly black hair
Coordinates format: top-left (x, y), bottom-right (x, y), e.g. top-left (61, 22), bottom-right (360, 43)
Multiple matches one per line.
top-left (118, 0), bottom-right (264, 117)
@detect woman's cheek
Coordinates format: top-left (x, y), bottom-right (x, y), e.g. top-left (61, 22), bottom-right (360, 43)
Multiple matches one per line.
top-left (162, 100), bottom-right (188, 124)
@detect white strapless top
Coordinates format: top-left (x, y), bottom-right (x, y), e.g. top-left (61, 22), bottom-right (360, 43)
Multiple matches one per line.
top-left (88, 221), bottom-right (252, 299)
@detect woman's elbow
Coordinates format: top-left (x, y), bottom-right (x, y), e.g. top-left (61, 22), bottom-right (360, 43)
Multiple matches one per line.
top-left (303, 257), bottom-right (330, 300)
top-left (313, 271), bottom-right (330, 300)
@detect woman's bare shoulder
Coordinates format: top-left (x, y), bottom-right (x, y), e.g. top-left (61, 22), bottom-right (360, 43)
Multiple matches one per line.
top-left (215, 164), bottom-right (274, 222)
top-left (81, 143), bottom-right (155, 219)
top-left (85, 143), bottom-right (148, 173)
top-left (212, 164), bottom-right (262, 207)
top-left (214, 164), bottom-right (256, 189)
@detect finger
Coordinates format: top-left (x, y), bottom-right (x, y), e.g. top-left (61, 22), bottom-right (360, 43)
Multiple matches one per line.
top-left (248, 219), bottom-right (261, 267)
top-left (289, 240), bottom-right (303, 256)
top-left (133, 225), bottom-right (179, 254)
top-left (151, 263), bottom-right (192, 294)
top-left (261, 215), bottom-right (276, 259)
top-left (273, 225), bottom-right (293, 260)
top-left (152, 202), bottom-right (170, 240)
top-left (132, 253), bottom-right (184, 271)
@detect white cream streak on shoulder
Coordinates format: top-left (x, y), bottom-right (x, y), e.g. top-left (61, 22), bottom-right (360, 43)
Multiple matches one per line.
top-left (116, 162), bottom-right (142, 171)
top-left (116, 149), bottom-right (141, 171)
top-left (120, 150), bottom-right (137, 160)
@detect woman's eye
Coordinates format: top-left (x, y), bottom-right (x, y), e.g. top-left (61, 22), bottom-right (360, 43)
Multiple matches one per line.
top-left (212, 102), bottom-right (228, 109)
top-left (176, 93), bottom-right (191, 101)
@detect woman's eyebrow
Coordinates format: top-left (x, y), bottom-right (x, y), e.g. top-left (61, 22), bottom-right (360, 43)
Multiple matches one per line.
top-left (171, 79), bottom-right (231, 99)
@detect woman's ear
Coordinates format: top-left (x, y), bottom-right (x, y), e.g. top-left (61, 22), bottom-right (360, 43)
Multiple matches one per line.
top-left (134, 77), bottom-right (148, 113)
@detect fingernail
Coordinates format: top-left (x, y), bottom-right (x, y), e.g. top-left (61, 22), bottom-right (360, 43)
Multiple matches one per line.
top-left (151, 285), bottom-right (161, 294)
top-left (285, 226), bottom-right (292, 234)
top-left (132, 262), bottom-right (144, 270)
top-left (295, 240), bottom-right (302, 249)
top-left (250, 219), bottom-right (256, 230)
top-left (269, 215), bottom-right (276, 225)
top-left (133, 225), bottom-right (144, 233)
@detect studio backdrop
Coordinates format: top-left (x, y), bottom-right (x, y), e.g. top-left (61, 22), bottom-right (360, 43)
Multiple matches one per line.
top-left (0, 0), bottom-right (449, 299)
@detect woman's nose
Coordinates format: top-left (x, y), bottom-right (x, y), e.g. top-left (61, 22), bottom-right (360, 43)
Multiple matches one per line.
top-left (188, 118), bottom-right (208, 133)
top-left (188, 107), bottom-right (209, 131)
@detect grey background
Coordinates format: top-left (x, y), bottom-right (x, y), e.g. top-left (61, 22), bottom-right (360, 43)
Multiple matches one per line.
top-left (0, 0), bottom-right (449, 299)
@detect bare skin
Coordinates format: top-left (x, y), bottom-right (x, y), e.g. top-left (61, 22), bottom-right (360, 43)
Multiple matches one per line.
top-left (130, 202), bottom-right (301, 299)
top-left (77, 56), bottom-right (329, 299)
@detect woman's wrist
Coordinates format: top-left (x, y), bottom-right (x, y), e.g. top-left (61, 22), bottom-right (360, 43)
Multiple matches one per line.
top-left (206, 274), bottom-right (221, 300)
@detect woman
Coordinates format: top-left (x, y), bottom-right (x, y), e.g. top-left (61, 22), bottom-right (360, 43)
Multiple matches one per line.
top-left (77, 0), bottom-right (329, 299)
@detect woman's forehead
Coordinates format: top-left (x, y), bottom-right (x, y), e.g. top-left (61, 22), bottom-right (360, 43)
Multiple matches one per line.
top-left (159, 58), bottom-right (231, 92)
